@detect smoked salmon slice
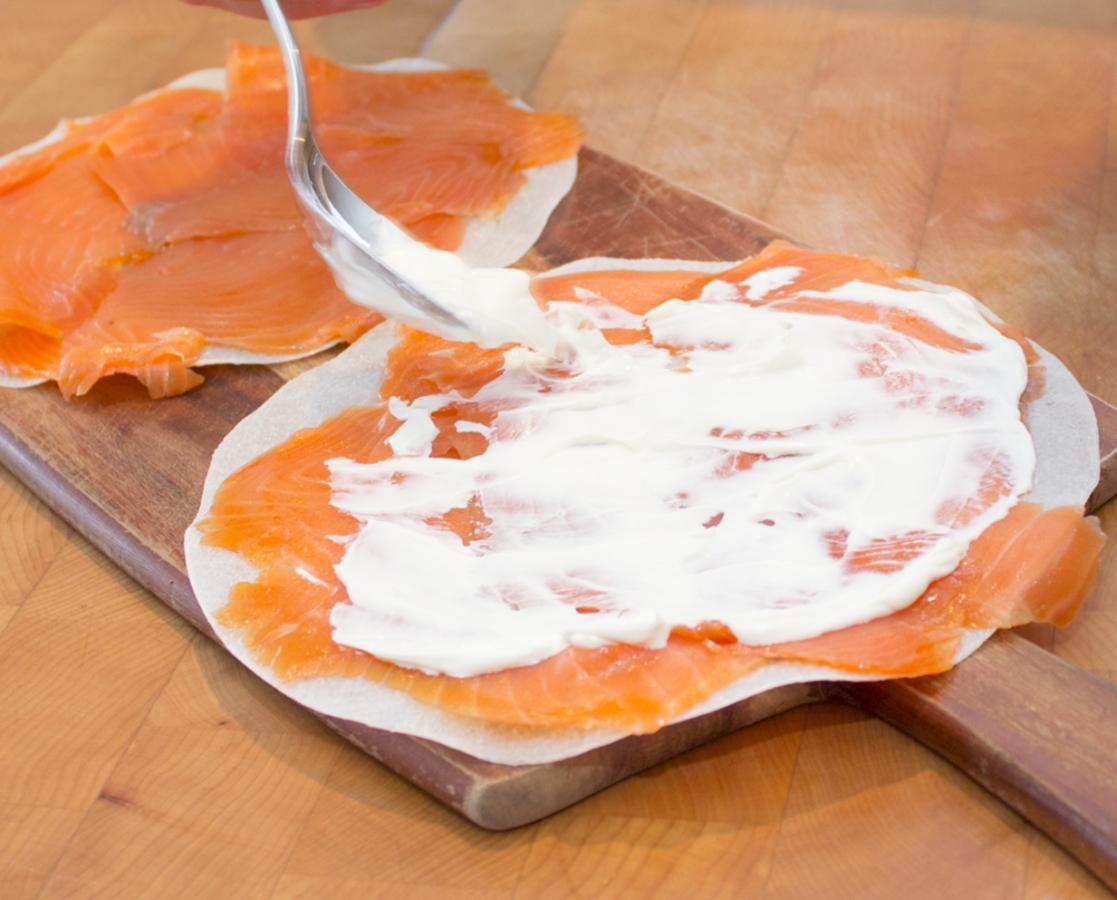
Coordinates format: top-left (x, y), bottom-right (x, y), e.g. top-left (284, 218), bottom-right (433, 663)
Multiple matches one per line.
top-left (196, 248), bottom-right (1104, 735)
top-left (0, 151), bottom-right (153, 380)
top-left (54, 231), bottom-right (376, 398)
top-left (0, 43), bottom-right (583, 398)
top-left (224, 43), bottom-right (581, 170)
top-left (198, 397), bottom-right (768, 732)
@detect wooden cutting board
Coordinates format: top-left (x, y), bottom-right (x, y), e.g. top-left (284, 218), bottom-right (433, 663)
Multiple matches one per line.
top-left (2, 147), bottom-right (1117, 890)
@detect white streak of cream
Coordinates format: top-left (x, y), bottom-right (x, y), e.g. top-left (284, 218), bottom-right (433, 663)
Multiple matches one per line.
top-left (325, 222), bottom-right (560, 354)
top-left (741, 266), bottom-right (802, 300)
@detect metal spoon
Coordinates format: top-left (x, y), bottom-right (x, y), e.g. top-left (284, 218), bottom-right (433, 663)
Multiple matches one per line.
top-left (259, 0), bottom-right (470, 332)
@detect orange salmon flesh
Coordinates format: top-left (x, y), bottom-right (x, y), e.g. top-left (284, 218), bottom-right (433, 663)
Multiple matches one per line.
top-left (197, 245), bottom-right (1105, 734)
top-left (0, 42), bottom-right (583, 399)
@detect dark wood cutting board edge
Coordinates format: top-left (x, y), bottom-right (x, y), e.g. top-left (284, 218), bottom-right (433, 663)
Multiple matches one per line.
top-left (2, 147), bottom-right (1117, 891)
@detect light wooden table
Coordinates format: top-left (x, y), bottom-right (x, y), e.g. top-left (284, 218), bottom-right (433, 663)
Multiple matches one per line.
top-left (2, 0), bottom-right (1117, 897)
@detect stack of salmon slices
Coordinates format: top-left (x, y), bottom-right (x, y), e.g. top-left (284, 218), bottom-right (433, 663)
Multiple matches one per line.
top-left (0, 42), bottom-right (583, 398)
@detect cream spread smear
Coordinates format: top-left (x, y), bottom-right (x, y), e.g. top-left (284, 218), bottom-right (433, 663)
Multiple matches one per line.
top-left (324, 269), bottom-right (1036, 678)
top-left (324, 219), bottom-right (560, 355)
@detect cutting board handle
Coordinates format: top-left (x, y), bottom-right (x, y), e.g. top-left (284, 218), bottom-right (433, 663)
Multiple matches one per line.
top-left (832, 630), bottom-right (1117, 892)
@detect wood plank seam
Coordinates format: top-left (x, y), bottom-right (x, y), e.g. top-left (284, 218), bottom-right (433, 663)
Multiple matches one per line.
top-left (911, 12), bottom-right (975, 270)
top-left (755, 9), bottom-right (838, 223)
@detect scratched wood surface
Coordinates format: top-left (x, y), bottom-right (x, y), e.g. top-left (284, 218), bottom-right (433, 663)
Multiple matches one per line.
top-left (2, 1), bottom-right (1117, 899)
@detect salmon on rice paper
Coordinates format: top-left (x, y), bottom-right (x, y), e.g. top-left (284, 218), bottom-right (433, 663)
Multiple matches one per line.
top-left (0, 42), bottom-right (582, 399)
top-left (186, 243), bottom-right (1104, 766)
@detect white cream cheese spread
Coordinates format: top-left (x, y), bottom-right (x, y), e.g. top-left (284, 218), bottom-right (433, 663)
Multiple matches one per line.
top-left (324, 223), bottom-right (561, 354)
top-left (324, 267), bottom-right (1035, 678)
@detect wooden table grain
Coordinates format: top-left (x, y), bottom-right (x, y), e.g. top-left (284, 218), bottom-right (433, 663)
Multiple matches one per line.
top-left (2, 1), bottom-right (1116, 898)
